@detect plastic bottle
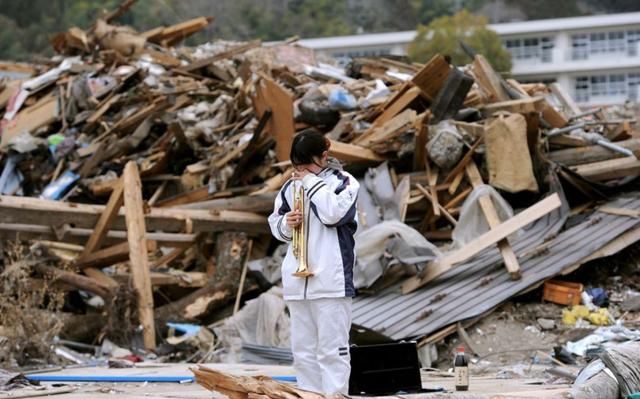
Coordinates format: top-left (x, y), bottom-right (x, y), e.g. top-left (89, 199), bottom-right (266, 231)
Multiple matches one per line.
top-left (454, 346), bottom-right (469, 391)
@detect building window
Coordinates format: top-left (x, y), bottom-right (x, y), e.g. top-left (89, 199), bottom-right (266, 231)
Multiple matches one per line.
top-left (522, 38), bottom-right (540, 59)
top-left (590, 32), bottom-right (608, 54)
top-left (575, 76), bottom-right (590, 103)
top-left (629, 73), bottom-right (640, 101)
top-left (505, 36), bottom-right (553, 62)
top-left (590, 76), bottom-right (607, 96)
top-left (571, 34), bottom-right (589, 60)
top-left (609, 74), bottom-right (627, 95)
top-left (608, 31), bottom-right (626, 53)
top-left (628, 29), bottom-right (640, 57)
top-left (574, 73), bottom-right (639, 103)
top-left (541, 37), bottom-right (554, 62)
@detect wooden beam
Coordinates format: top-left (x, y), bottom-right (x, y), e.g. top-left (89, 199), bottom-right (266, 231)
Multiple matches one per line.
top-left (123, 161), bottom-right (155, 350)
top-left (328, 139), bottom-right (385, 163)
top-left (34, 264), bottom-right (112, 300)
top-left (548, 138), bottom-right (640, 166)
top-left (402, 193), bottom-right (561, 294)
top-left (427, 165), bottom-right (440, 217)
top-left (176, 192), bottom-right (276, 213)
top-left (0, 195), bottom-right (268, 234)
top-left (76, 241), bottom-right (130, 270)
top-left (571, 156), bottom-right (640, 181)
top-left (80, 179), bottom-right (124, 256)
top-left (466, 162), bottom-right (522, 280)
top-left (113, 271), bottom-right (207, 288)
top-left (0, 222), bottom-right (194, 247)
top-left (233, 240), bottom-right (253, 315)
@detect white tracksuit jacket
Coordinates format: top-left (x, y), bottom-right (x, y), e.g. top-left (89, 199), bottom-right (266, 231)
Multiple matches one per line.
top-left (268, 165), bottom-right (360, 301)
top-left (268, 163), bottom-right (359, 394)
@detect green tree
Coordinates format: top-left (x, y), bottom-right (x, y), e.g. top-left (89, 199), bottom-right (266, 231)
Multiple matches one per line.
top-left (408, 9), bottom-right (512, 72)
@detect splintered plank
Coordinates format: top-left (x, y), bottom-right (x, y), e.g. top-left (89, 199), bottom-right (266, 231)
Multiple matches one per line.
top-left (472, 54), bottom-right (510, 103)
top-left (123, 161), bottom-right (155, 350)
top-left (80, 179), bottom-right (124, 256)
top-left (411, 54), bottom-right (451, 100)
top-left (402, 193), bottom-right (561, 294)
top-left (356, 108), bottom-right (417, 147)
top-left (481, 96), bottom-right (545, 116)
top-left (253, 77), bottom-right (295, 162)
top-left (372, 85), bottom-right (421, 128)
top-left (76, 178), bottom-right (125, 288)
top-left (549, 82), bottom-right (582, 116)
top-left (328, 139), bottom-right (384, 163)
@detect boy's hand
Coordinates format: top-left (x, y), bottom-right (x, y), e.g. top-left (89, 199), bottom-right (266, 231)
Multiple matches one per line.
top-left (286, 210), bottom-right (303, 228)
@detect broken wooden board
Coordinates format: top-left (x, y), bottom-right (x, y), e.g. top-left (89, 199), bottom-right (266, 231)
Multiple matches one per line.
top-left (328, 139), bottom-right (384, 163)
top-left (123, 161), bottom-right (155, 350)
top-left (80, 179), bottom-right (124, 256)
top-left (402, 193), bottom-right (561, 294)
top-left (541, 99), bottom-right (569, 128)
top-left (371, 85), bottom-right (421, 128)
top-left (481, 96), bottom-right (545, 116)
top-left (192, 365), bottom-right (324, 399)
top-left (485, 113), bottom-right (539, 193)
top-left (357, 108), bottom-right (417, 148)
top-left (472, 54), bottom-right (510, 103)
top-left (143, 16), bottom-right (213, 47)
top-left (253, 77), bottom-right (295, 162)
top-left (1, 95), bottom-right (59, 147)
top-left (549, 82), bottom-right (582, 116)
top-left (411, 54), bottom-right (451, 101)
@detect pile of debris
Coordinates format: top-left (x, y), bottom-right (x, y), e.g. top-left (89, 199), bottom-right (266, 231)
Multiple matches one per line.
top-left (1, 0), bottom-right (640, 374)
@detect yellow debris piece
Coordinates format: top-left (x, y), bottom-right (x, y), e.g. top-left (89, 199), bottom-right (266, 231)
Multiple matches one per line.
top-left (562, 305), bottom-right (612, 326)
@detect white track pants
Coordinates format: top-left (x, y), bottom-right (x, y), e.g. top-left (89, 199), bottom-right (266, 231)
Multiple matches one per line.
top-left (287, 297), bottom-right (352, 395)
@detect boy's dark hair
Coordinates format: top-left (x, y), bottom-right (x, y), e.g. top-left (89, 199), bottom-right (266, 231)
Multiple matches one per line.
top-left (290, 130), bottom-right (329, 166)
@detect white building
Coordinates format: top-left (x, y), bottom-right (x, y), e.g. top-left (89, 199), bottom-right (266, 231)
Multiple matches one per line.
top-left (295, 12), bottom-right (640, 108)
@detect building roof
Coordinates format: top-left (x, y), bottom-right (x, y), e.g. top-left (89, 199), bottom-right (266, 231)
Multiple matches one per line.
top-left (352, 189), bottom-right (640, 341)
top-left (491, 12), bottom-right (640, 35)
top-left (290, 12), bottom-right (640, 49)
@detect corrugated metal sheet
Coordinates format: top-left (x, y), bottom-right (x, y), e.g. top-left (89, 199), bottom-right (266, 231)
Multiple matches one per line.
top-left (353, 192), bottom-right (640, 341)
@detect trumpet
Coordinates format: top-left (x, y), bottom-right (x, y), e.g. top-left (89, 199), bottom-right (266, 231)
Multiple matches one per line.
top-left (291, 181), bottom-right (313, 278)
